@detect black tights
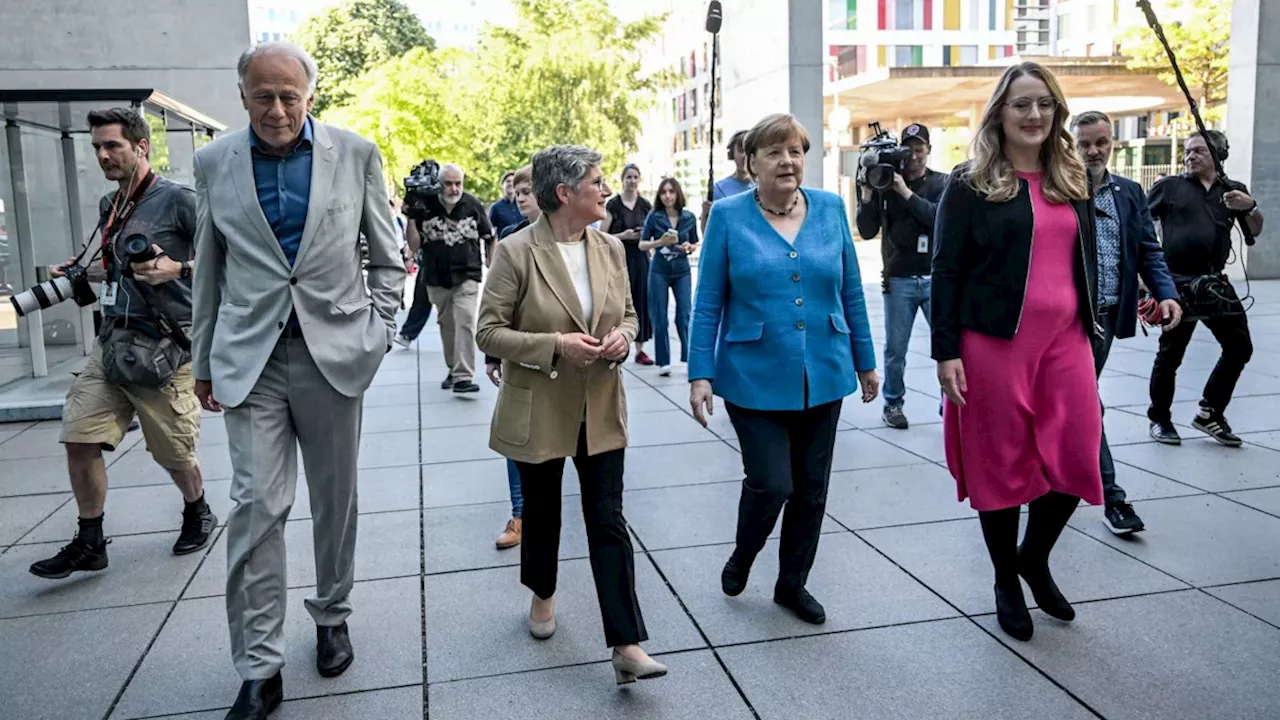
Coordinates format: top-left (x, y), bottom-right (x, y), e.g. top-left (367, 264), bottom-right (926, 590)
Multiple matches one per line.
top-left (978, 491), bottom-right (1080, 586)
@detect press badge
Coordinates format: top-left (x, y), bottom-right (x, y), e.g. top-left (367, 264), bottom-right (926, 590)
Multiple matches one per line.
top-left (917, 235), bottom-right (929, 253)
top-left (100, 282), bottom-right (119, 307)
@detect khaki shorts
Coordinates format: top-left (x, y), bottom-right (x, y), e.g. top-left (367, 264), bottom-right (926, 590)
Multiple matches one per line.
top-left (60, 344), bottom-right (201, 470)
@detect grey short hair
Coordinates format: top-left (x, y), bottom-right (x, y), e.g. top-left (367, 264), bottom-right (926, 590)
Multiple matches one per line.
top-left (532, 145), bottom-right (603, 214)
top-left (238, 41), bottom-right (318, 95)
top-left (1071, 110), bottom-right (1112, 132)
top-left (441, 163), bottom-right (465, 180)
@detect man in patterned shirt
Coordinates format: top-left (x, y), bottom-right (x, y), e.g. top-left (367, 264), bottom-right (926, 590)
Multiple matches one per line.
top-left (1073, 111), bottom-right (1182, 535)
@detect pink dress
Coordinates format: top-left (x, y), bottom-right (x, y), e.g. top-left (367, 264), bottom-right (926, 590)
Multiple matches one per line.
top-left (942, 172), bottom-right (1103, 511)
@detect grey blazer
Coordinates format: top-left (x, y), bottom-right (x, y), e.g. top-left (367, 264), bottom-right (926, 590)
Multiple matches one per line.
top-left (190, 120), bottom-right (406, 408)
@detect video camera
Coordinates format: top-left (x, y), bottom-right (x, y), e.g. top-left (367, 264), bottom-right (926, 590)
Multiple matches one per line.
top-left (402, 159), bottom-right (442, 221)
top-left (857, 122), bottom-right (913, 192)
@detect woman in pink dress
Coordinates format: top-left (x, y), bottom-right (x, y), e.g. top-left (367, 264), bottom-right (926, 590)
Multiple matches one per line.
top-left (931, 62), bottom-right (1103, 642)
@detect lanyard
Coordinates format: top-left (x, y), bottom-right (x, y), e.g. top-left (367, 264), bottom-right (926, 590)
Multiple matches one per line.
top-left (101, 171), bottom-right (157, 268)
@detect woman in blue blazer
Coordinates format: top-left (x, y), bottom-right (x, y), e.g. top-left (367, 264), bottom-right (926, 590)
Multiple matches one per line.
top-left (689, 114), bottom-right (879, 625)
top-left (642, 178), bottom-right (699, 375)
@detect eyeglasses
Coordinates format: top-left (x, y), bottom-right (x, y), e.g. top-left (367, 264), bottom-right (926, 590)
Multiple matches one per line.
top-left (1005, 97), bottom-right (1058, 116)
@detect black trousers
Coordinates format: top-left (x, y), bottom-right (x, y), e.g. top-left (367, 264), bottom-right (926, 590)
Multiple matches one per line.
top-left (514, 424), bottom-right (646, 648)
top-left (725, 399), bottom-right (842, 591)
top-left (399, 272), bottom-right (433, 341)
top-left (1094, 305), bottom-right (1126, 506)
top-left (1148, 290), bottom-right (1252, 423)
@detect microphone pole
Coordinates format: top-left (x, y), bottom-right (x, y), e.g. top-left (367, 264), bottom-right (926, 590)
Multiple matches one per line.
top-left (705, 1), bottom-right (723, 204)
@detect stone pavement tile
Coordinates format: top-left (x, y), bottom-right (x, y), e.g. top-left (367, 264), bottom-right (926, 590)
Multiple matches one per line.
top-left (824, 463), bottom-right (976, 530)
top-left (160, 686), bottom-right (422, 720)
top-left (362, 403), bottom-right (428, 434)
top-left (1101, 407), bottom-right (1168, 446)
top-left (184, 511), bottom-right (419, 600)
top-left (1205, 579), bottom-right (1280, 628)
top-left (362, 382), bottom-right (420, 408)
top-left (113, 577), bottom-right (422, 719)
top-left (107, 443), bottom-right (237, 486)
top-left (0, 492), bottom-right (69, 545)
top-left (618, 440), bottom-right (743, 491)
top-left (1240, 430), bottom-right (1280, 453)
top-left (0, 425), bottom-right (141, 461)
top-left (421, 379), bottom-right (500, 404)
top-left (0, 451), bottom-right (128, 497)
top-left (975, 591), bottom-right (1280, 720)
top-left (864, 424), bottom-right (946, 463)
top-left (627, 411), bottom-right (718, 448)
top-left (428, 650), bottom-right (752, 720)
top-left (423, 458), bottom-right (520, 507)
top-left (1222, 486), bottom-right (1280, 516)
top-left (1231, 371), bottom-right (1280, 398)
top-left (624, 385), bottom-right (684, 414)
top-left (653, 533), bottom-right (957, 646)
top-left (357, 430), bottom-right (421, 469)
top-left (1100, 463), bottom-right (1206, 501)
top-left (861, 519), bottom-right (1187, 615)
top-left (352, 465), bottom-right (423, 516)
top-left (423, 559), bottom-right (704, 683)
top-left (0, 531), bottom-right (208, 619)
top-left (0, 420), bottom-right (35, 444)
top-left (626, 366), bottom-right (691, 388)
top-left (418, 399), bottom-right (498, 430)
top-left (424, 497), bottom-right (592, 574)
top-left (0, 603), bottom-right (169, 720)
top-left (20, 481), bottom-right (232, 545)
top-left (624, 482), bottom-right (835, 551)
top-left (422, 425), bottom-right (507, 465)
top-left (840, 389), bottom-right (941, 429)
top-left (1070, 495), bottom-right (1280, 587)
top-left (831, 429), bottom-right (929, 472)
top-left (369, 367), bottom-right (421, 387)
top-left (1109, 440), bottom-right (1280, 492)
top-left (198, 415), bottom-right (228, 445)
top-left (720, 619), bottom-right (1097, 720)
top-left (1099, 374), bottom-right (1193, 409)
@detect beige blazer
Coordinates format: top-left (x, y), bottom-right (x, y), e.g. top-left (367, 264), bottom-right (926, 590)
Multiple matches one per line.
top-left (476, 215), bottom-right (638, 464)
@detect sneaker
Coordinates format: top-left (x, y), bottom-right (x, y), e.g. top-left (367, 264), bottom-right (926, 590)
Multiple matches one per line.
top-left (394, 334), bottom-right (412, 349)
top-left (29, 535), bottom-right (109, 579)
top-left (1191, 408), bottom-right (1243, 447)
top-left (1103, 503), bottom-right (1146, 535)
top-left (882, 405), bottom-right (909, 430)
top-left (441, 375), bottom-right (456, 390)
top-left (173, 503), bottom-right (218, 555)
top-left (635, 351), bottom-right (654, 366)
top-left (1149, 420), bottom-right (1182, 445)
top-left (496, 518), bottom-right (522, 549)
top-left (773, 585), bottom-right (826, 625)
top-left (658, 365), bottom-right (671, 377)
top-left (452, 380), bottom-right (480, 394)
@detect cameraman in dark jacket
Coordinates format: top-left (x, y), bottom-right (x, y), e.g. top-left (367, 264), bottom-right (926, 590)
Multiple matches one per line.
top-left (855, 123), bottom-right (948, 429)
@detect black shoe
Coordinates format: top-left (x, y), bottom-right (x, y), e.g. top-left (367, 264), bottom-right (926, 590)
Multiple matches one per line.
top-left (994, 581), bottom-right (1034, 641)
top-left (441, 375), bottom-right (456, 390)
top-left (316, 622), bottom-right (354, 678)
top-left (173, 503), bottom-right (218, 555)
top-left (225, 673), bottom-right (283, 720)
top-left (720, 552), bottom-right (752, 597)
top-left (1103, 503), bottom-right (1145, 535)
top-left (452, 380), bottom-right (480, 394)
top-left (1149, 420), bottom-right (1182, 445)
top-left (29, 535), bottom-right (109, 579)
top-left (127, 420), bottom-right (141, 433)
top-left (1016, 551), bottom-right (1075, 622)
top-left (882, 405), bottom-right (909, 430)
top-left (1191, 409), bottom-right (1243, 447)
top-left (773, 585), bottom-right (826, 625)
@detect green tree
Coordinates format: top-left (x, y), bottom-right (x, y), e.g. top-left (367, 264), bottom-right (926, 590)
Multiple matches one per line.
top-left (293, 0), bottom-right (435, 115)
top-left (1122, 0), bottom-right (1230, 115)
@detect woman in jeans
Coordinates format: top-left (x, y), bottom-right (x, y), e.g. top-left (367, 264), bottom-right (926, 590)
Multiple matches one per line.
top-left (642, 178), bottom-right (698, 376)
top-left (689, 114), bottom-right (879, 625)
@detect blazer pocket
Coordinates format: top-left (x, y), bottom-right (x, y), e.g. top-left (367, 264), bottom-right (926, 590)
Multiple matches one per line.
top-left (829, 313), bottom-right (851, 334)
top-left (724, 322), bottom-right (764, 343)
top-left (327, 202), bottom-right (356, 216)
top-left (494, 384), bottom-right (533, 446)
top-left (336, 297), bottom-right (373, 315)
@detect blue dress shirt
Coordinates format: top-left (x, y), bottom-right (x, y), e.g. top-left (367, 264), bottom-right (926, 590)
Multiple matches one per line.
top-left (250, 117), bottom-right (313, 267)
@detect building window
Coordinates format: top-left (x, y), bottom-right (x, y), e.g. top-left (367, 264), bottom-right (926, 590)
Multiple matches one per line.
top-left (268, 8), bottom-right (275, 20)
top-left (827, 0), bottom-right (858, 29)
top-left (273, 32), bottom-right (281, 41)
top-left (260, 31), bottom-right (270, 42)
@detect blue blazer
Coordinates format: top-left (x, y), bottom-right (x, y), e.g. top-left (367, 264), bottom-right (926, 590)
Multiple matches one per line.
top-left (689, 188), bottom-right (876, 412)
top-left (1106, 174), bottom-right (1178, 339)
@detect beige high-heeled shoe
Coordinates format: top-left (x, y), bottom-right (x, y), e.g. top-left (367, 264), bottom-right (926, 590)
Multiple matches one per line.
top-left (610, 648), bottom-right (668, 685)
top-left (528, 596), bottom-right (555, 640)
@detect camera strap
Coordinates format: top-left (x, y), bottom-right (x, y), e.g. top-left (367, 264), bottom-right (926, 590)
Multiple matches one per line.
top-left (101, 171), bottom-right (157, 269)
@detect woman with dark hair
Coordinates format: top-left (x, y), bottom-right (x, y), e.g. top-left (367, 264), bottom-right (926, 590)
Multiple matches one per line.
top-left (933, 61), bottom-right (1102, 641)
top-left (643, 177), bottom-right (698, 376)
top-left (604, 164), bottom-right (655, 365)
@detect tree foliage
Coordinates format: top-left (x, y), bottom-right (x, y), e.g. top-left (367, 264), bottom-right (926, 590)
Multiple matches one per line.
top-left (1121, 0), bottom-right (1229, 112)
top-left (322, 0), bottom-right (667, 201)
top-left (293, 0), bottom-right (435, 115)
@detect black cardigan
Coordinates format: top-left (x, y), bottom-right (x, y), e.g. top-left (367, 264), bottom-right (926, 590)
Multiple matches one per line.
top-left (930, 164), bottom-right (1100, 361)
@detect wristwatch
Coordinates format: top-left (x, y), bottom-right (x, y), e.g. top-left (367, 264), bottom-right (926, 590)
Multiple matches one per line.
top-left (179, 260), bottom-right (192, 280)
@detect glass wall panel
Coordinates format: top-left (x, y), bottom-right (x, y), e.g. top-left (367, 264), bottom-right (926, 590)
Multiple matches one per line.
top-left (20, 126), bottom-right (84, 349)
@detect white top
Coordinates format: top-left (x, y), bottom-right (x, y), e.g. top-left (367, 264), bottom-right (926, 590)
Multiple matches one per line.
top-left (557, 240), bottom-right (592, 323)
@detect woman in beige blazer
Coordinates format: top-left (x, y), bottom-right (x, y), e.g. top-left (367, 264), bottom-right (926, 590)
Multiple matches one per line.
top-left (476, 145), bottom-right (667, 685)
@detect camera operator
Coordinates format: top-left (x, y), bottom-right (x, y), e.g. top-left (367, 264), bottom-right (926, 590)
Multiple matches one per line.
top-left (855, 123), bottom-right (948, 430)
top-left (1146, 129), bottom-right (1265, 447)
top-left (401, 163), bottom-right (494, 393)
top-left (30, 108), bottom-right (213, 581)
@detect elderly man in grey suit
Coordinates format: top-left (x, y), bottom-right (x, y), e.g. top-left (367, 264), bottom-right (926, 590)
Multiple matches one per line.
top-left (190, 41), bottom-right (405, 720)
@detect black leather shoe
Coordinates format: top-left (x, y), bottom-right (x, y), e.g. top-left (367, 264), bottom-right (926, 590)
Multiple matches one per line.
top-left (317, 622), bottom-right (354, 678)
top-left (1017, 552), bottom-right (1076, 622)
top-left (721, 552), bottom-right (752, 596)
top-left (773, 585), bottom-right (826, 625)
top-left (224, 673), bottom-right (282, 720)
top-left (994, 581), bottom-right (1034, 641)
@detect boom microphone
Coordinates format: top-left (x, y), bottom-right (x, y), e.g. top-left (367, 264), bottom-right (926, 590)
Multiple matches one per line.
top-left (706, 1), bottom-right (723, 202)
top-left (705, 0), bottom-right (722, 33)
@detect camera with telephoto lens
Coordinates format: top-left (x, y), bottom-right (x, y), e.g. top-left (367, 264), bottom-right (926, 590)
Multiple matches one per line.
top-left (858, 122), bottom-right (913, 192)
top-left (9, 262), bottom-right (97, 318)
top-left (120, 233), bottom-right (158, 278)
top-left (402, 159), bottom-right (442, 221)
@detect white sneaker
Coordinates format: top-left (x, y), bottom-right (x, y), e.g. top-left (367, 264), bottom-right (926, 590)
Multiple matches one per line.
top-left (658, 365), bottom-right (671, 377)
top-left (394, 335), bottom-right (412, 349)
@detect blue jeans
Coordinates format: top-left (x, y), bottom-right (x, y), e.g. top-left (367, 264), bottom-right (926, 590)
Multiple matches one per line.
top-left (649, 265), bottom-right (691, 367)
top-left (506, 458), bottom-right (523, 517)
top-left (399, 273), bottom-right (432, 340)
top-left (883, 276), bottom-right (932, 409)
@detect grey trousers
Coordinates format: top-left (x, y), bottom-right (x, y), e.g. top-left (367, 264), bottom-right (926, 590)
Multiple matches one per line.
top-left (223, 337), bottom-right (363, 680)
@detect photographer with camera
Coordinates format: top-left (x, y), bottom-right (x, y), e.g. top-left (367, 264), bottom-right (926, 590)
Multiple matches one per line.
top-left (855, 123), bottom-right (948, 430)
top-left (1146, 130), bottom-right (1265, 447)
top-left (28, 108), bottom-right (214, 581)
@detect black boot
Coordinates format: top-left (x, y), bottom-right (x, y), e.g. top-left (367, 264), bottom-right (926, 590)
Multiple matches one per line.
top-left (224, 673), bottom-right (282, 720)
top-left (720, 550), bottom-right (753, 597)
top-left (1019, 491), bottom-right (1080, 622)
top-left (979, 507), bottom-right (1033, 641)
top-left (316, 622), bottom-right (354, 677)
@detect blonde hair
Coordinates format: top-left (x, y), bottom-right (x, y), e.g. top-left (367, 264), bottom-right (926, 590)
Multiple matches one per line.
top-left (964, 62), bottom-right (1088, 204)
top-left (512, 163), bottom-right (532, 188)
top-left (744, 113), bottom-right (812, 178)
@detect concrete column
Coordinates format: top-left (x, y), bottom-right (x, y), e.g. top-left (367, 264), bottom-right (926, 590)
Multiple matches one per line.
top-left (1227, 0), bottom-right (1279, 277)
top-left (788, 0), bottom-right (824, 185)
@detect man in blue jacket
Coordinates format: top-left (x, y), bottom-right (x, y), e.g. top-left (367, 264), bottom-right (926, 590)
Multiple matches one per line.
top-left (1074, 111), bottom-right (1182, 535)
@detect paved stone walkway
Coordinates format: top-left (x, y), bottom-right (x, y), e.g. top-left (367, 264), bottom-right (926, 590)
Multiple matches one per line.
top-left (3, 279), bottom-right (1280, 719)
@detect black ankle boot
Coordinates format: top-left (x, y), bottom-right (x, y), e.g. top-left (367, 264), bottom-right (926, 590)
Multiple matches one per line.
top-left (994, 581), bottom-right (1033, 641)
top-left (1017, 551), bottom-right (1075, 622)
top-left (721, 551), bottom-right (753, 597)
top-left (225, 673), bottom-right (282, 720)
